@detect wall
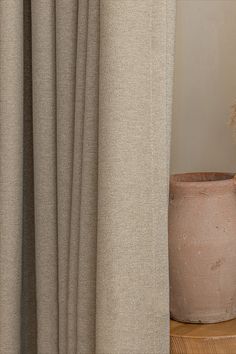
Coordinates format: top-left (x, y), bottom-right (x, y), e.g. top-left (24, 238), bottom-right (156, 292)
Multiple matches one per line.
top-left (171, 0), bottom-right (236, 173)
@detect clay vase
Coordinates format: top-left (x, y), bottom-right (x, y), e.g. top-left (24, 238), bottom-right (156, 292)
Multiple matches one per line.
top-left (169, 172), bottom-right (236, 323)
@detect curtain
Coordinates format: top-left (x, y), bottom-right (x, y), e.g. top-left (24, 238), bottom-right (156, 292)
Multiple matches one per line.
top-left (0, 0), bottom-right (175, 353)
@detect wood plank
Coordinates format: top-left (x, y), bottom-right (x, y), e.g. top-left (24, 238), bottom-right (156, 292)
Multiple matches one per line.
top-left (170, 319), bottom-right (236, 354)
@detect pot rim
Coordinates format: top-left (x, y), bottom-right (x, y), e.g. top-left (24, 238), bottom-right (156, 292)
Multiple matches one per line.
top-left (170, 172), bottom-right (236, 189)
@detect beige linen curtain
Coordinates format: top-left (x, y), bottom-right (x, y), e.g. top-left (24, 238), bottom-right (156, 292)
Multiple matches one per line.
top-left (0, 0), bottom-right (175, 353)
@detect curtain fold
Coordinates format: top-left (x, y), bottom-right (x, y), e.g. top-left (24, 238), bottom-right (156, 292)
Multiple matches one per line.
top-left (22, 0), bottom-right (37, 352)
top-left (31, 1), bottom-right (59, 353)
top-left (55, 0), bottom-right (78, 352)
top-left (0, 0), bottom-right (175, 353)
top-left (96, 2), bottom-right (175, 353)
top-left (0, 1), bottom-right (23, 353)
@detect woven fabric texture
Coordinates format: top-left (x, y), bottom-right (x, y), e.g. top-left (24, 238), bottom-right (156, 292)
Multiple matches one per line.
top-left (0, 0), bottom-right (175, 353)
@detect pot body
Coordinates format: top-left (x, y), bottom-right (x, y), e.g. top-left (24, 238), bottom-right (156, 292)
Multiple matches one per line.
top-left (169, 172), bottom-right (236, 323)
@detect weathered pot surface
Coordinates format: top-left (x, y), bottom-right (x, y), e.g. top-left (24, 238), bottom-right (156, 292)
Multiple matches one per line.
top-left (169, 172), bottom-right (236, 323)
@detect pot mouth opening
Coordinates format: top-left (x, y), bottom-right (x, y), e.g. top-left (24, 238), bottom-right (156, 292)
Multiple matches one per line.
top-left (171, 172), bottom-right (235, 186)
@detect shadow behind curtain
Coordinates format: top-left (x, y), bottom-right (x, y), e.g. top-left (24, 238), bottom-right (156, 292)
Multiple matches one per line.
top-left (0, 0), bottom-right (175, 353)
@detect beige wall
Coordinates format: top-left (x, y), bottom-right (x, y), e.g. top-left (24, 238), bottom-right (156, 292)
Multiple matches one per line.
top-left (171, 0), bottom-right (236, 173)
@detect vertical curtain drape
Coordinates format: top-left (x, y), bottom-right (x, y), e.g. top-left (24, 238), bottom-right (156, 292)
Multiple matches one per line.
top-left (0, 0), bottom-right (176, 353)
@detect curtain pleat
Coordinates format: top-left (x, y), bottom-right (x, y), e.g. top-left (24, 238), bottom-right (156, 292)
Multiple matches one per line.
top-left (55, 1), bottom-right (78, 353)
top-left (31, 1), bottom-right (58, 352)
top-left (96, 1), bottom-right (175, 353)
top-left (0, 1), bottom-right (23, 353)
top-left (22, 0), bottom-right (37, 352)
top-left (66, 0), bottom-right (89, 352)
top-left (75, 1), bottom-right (99, 352)
top-left (0, 0), bottom-right (175, 353)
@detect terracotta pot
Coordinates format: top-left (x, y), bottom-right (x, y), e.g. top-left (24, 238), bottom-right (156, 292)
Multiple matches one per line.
top-left (169, 172), bottom-right (236, 323)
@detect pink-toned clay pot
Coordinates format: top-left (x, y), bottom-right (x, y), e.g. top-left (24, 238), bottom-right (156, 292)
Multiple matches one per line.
top-left (169, 172), bottom-right (236, 323)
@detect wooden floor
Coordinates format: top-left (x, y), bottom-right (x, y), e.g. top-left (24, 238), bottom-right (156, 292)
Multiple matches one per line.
top-left (170, 319), bottom-right (236, 354)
